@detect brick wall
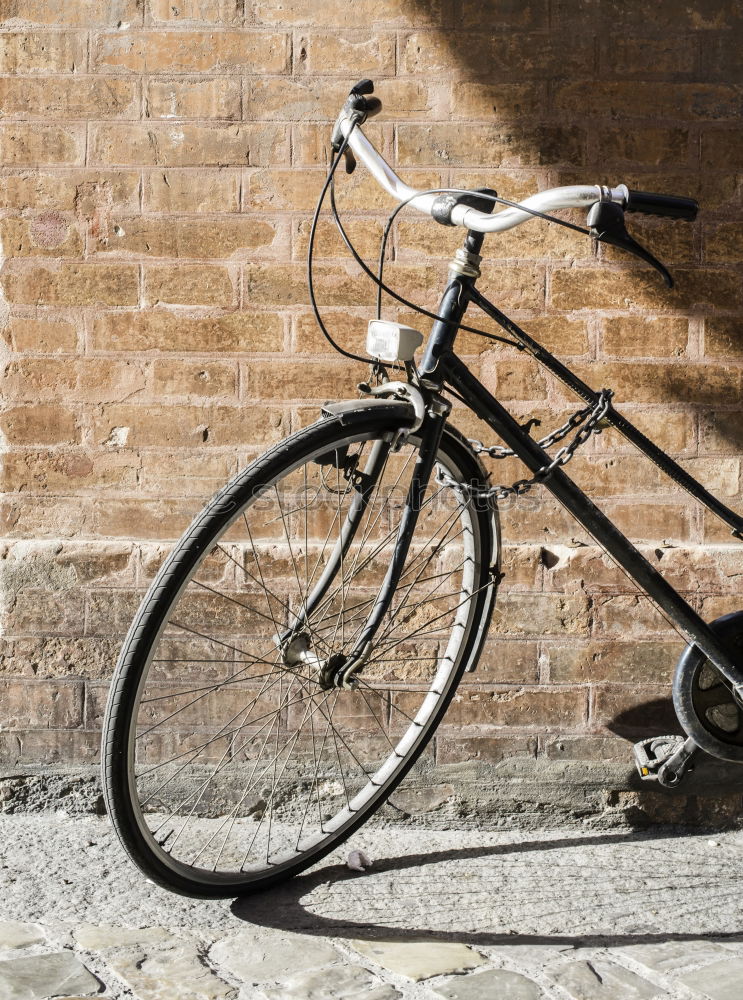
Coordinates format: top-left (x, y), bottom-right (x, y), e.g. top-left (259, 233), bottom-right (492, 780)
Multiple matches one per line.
top-left (1, 0), bottom-right (743, 820)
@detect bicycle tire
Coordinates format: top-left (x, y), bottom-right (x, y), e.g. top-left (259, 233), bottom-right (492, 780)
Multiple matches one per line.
top-left (102, 406), bottom-right (499, 897)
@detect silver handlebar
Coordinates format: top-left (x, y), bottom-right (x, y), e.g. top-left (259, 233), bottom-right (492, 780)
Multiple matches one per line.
top-left (338, 115), bottom-right (626, 233)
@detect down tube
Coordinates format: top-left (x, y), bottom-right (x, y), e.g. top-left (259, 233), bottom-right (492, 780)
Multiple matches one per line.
top-left (443, 352), bottom-right (743, 690)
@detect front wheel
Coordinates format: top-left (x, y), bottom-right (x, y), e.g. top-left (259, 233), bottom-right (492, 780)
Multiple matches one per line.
top-left (101, 407), bottom-right (498, 897)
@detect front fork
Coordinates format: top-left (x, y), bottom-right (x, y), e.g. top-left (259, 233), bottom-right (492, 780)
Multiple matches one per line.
top-left (281, 393), bottom-right (451, 689)
top-left (329, 394), bottom-right (452, 688)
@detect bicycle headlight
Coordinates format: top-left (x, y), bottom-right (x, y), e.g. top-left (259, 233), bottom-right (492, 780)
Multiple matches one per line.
top-left (366, 320), bottom-right (423, 363)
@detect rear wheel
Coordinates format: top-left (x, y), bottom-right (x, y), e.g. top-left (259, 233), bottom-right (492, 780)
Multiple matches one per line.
top-left (102, 409), bottom-right (498, 897)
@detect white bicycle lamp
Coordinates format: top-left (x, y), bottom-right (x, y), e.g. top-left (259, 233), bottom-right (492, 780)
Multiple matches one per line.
top-left (366, 320), bottom-right (424, 363)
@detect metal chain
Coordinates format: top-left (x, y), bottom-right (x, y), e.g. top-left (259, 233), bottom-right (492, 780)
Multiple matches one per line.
top-left (438, 388), bottom-right (614, 500)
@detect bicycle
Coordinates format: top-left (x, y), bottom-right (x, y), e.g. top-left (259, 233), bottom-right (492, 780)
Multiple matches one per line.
top-left (101, 80), bottom-right (743, 898)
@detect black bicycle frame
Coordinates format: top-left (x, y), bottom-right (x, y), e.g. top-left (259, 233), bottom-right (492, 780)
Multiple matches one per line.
top-left (414, 245), bottom-right (743, 693)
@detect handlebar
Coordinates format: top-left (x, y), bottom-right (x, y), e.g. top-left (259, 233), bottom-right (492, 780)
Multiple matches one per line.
top-left (331, 82), bottom-right (698, 234)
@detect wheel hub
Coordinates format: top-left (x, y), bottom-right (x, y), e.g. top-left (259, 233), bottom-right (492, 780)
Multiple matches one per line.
top-left (280, 632), bottom-right (349, 690)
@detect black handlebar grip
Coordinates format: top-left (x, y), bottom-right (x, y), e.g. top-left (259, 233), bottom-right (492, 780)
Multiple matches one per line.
top-left (361, 96), bottom-right (382, 119)
top-left (624, 189), bottom-right (698, 221)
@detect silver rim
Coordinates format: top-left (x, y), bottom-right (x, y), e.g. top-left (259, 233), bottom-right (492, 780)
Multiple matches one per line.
top-left (125, 428), bottom-right (484, 886)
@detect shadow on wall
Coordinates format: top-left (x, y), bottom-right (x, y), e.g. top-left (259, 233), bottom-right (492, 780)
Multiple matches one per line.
top-left (397, 0), bottom-right (743, 448)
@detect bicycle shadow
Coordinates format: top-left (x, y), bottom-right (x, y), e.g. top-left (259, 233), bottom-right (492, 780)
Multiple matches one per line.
top-left (230, 827), bottom-right (743, 946)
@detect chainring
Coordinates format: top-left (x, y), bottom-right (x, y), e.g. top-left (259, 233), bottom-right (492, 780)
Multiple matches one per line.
top-left (673, 610), bottom-right (743, 763)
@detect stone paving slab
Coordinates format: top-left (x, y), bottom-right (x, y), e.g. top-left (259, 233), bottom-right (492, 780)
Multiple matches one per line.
top-left (0, 815), bottom-right (742, 1000)
top-left (349, 939), bottom-right (487, 981)
top-left (0, 951), bottom-right (102, 1000)
top-left (678, 957), bottom-right (743, 1000)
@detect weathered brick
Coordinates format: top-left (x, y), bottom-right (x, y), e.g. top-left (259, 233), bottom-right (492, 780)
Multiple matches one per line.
top-left (591, 684), bottom-right (677, 734)
top-left (400, 31), bottom-right (594, 80)
top-left (255, 0), bottom-right (444, 27)
top-left (293, 216), bottom-right (383, 260)
top-left (138, 449), bottom-right (236, 496)
top-left (450, 81), bottom-right (549, 121)
top-left (3, 449), bottom-right (139, 494)
top-left (701, 128), bottom-right (743, 169)
top-left (1, 169), bottom-right (140, 212)
top-left (555, 81), bottom-right (742, 120)
top-left (298, 31), bottom-right (395, 76)
top-left (292, 120), bottom-right (389, 166)
top-left (596, 409), bottom-right (696, 456)
top-left (93, 498), bottom-right (207, 539)
top-left (546, 641), bottom-right (678, 685)
top-left (551, 267), bottom-right (743, 313)
top-left (4, 316), bottom-right (78, 353)
top-left (144, 263), bottom-right (237, 306)
top-left (92, 216), bottom-right (277, 258)
top-left (599, 35), bottom-right (699, 80)
top-left (0, 123), bottom-right (84, 164)
top-left (397, 124), bottom-right (587, 168)
top-left (595, 127), bottom-right (690, 167)
top-left (469, 640), bottom-right (540, 684)
top-left (705, 222), bottom-right (743, 263)
top-left (0, 679), bottom-right (84, 729)
top-left (436, 733), bottom-right (538, 765)
top-left (0, 31), bottom-right (86, 73)
top-left (704, 317), bottom-right (743, 358)
top-left (89, 123), bottom-right (289, 167)
top-left (0, 496), bottom-right (94, 539)
top-left (90, 309), bottom-right (284, 353)
top-left (0, 404), bottom-right (79, 445)
top-left (291, 310), bottom-right (367, 355)
top-left (1, 215), bottom-right (84, 258)
top-left (477, 355), bottom-right (548, 400)
top-left (246, 77), bottom-right (433, 121)
top-left (3, 262), bottom-right (139, 306)
top-left (145, 77), bottom-right (241, 120)
top-left (490, 593), bottom-right (591, 637)
top-left (143, 168), bottom-right (241, 212)
top-left (0, 0), bottom-right (142, 26)
top-left (700, 410), bottom-right (743, 452)
top-left (149, 359), bottom-right (238, 399)
top-left (92, 29), bottom-right (290, 73)
top-left (602, 0), bottom-right (742, 32)
top-left (0, 77), bottom-right (139, 118)
top-left (604, 501), bottom-right (692, 543)
top-left (243, 360), bottom-right (358, 400)
top-left (422, 686), bottom-right (587, 729)
top-left (91, 402), bottom-right (286, 447)
top-left (147, 0), bottom-right (242, 23)
top-left (601, 316), bottom-right (689, 358)
top-left (1, 358), bottom-right (147, 403)
top-left (246, 166), bottom-right (440, 212)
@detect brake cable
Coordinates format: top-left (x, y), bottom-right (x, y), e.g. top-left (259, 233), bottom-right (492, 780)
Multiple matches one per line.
top-left (311, 121), bottom-right (593, 360)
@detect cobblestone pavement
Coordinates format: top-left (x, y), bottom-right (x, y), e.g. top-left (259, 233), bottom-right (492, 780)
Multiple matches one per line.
top-left (1, 815), bottom-right (742, 999)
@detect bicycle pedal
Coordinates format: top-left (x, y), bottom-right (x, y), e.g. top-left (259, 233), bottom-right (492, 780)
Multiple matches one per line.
top-left (633, 735), bottom-right (688, 781)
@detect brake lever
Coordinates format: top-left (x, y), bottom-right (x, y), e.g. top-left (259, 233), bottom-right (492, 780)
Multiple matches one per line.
top-left (588, 202), bottom-right (673, 288)
top-left (342, 146), bottom-right (357, 174)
